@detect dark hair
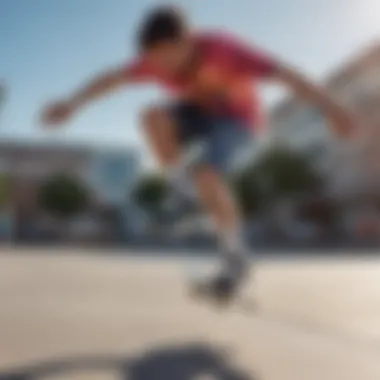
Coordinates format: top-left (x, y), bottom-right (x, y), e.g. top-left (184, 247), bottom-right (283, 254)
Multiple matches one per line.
top-left (137, 6), bottom-right (186, 51)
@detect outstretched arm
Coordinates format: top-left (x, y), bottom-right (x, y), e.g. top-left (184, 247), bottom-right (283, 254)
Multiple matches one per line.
top-left (66, 66), bottom-right (128, 109)
top-left (41, 63), bottom-right (143, 127)
top-left (272, 64), bottom-right (355, 137)
top-left (227, 33), bottom-right (356, 137)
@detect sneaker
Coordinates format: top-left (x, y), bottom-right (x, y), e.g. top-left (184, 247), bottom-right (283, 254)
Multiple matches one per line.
top-left (190, 251), bottom-right (250, 307)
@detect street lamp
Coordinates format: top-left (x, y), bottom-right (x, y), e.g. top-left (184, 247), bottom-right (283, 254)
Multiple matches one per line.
top-left (0, 81), bottom-right (7, 124)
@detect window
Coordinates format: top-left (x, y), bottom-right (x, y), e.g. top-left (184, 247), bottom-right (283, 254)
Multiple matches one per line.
top-left (91, 152), bottom-right (139, 204)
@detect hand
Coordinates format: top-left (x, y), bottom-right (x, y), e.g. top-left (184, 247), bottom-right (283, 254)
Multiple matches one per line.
top-left (41, 99), bottom-right (77, 128)
top-left (328, 107), bottom-right (357, 139)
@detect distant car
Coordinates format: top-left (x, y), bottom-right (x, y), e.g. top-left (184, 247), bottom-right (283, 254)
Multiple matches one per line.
top-left (283, 220), bottom-right (320, 240)
top-left (0, 213), bottom-right (12, 241)
top-left (67, 216), bottom-right (106, 242)
top-left (344, 208), bottom-right (380, 238)
top-left (355, 217), bottom-right (380, 238)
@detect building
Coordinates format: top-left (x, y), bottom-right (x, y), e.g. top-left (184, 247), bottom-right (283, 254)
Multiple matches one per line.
top-left (90, 149), bottom-right (140, 206)
top-left (0, 141), bottom-right (90, 213)
top-left (0, 139), bottom-right (141, 241)
top-left (270, 42), bottom-right (380, 198)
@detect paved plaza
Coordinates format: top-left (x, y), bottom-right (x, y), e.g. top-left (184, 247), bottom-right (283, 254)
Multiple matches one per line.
top-left (0, 248), bottom-right (379, 380)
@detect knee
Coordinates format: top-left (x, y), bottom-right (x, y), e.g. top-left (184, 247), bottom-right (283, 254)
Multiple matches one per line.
top-left (140, 106), bottom-right (179, 166)
top-left (140, 106), bottom-right (168, 131)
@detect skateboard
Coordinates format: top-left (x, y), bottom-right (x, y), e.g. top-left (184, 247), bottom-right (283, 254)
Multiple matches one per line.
top-left (187, 274), bottom-right (258, 313)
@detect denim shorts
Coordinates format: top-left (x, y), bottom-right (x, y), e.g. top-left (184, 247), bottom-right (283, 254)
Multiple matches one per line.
top-left (171, 102), bottom-right (254, 175)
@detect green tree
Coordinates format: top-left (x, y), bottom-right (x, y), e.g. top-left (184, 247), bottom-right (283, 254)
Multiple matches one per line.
top-left (253, 146), bottom-right (322, 201)
top-left (231, 167), bottom-right (262, 217)
top-left (38, 173), bottom-right (90, 218)
top-left (0, 173), bottom-right (10, 207)
top-left (132, 173), bottom-right (169, 217)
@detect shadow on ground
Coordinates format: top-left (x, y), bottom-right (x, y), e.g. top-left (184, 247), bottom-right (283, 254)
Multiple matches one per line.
top-left (0, 343), bottom-right (255, 380)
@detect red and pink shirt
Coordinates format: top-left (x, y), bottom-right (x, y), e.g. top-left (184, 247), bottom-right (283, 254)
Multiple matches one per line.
top-left (125, 31), bottom-right (278, 131)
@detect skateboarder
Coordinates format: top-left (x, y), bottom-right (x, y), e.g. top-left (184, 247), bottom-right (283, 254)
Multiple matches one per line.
top-left (42, 6), bottom-right (355, 304)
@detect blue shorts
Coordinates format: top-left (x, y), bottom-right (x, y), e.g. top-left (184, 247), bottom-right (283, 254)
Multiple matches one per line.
top-left (171, 102), bottom-right (254, 175)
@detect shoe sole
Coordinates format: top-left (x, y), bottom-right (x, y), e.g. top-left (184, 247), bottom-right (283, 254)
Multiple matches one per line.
top-left (188, 279), bottom-right (236, 309)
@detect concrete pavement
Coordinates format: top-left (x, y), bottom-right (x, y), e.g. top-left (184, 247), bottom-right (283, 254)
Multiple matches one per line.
top-left (0, 248), bottom-right (379, 380)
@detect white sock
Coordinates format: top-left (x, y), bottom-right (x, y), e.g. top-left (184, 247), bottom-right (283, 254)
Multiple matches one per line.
top-left (166, 166), bottom-right (196, 199)
top-left (217, 227), bottom-right (249, 279)
top-left (218, 227), bottom-right (246, 255)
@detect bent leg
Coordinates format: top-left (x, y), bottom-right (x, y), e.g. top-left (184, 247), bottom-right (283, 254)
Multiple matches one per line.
top-left (190, 121), bottom-right (253, 300)
top-left (193, 167), bottom-right (242, 249)
top-left (140, 106), bottom-right (181, 168)
top-left (141, 103), bottom-right (248, 255)
top-left (194, 120), bottom-right (252, 252)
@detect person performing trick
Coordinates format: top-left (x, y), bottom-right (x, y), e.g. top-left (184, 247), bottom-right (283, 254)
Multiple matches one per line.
top-left (42, 6), bottom-right (354, 305)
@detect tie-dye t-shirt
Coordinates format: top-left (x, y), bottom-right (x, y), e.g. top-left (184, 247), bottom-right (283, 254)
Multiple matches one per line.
top-left (125, 31), bottom-right (278, 130)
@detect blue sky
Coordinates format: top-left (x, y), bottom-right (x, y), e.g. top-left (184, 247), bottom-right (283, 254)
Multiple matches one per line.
top-left (0, 0), bottom-right (379, 156)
